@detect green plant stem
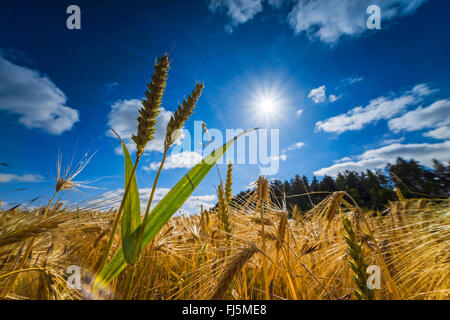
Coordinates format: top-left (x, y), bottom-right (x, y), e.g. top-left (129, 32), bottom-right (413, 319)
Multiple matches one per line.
top-left (144, 148), bottom-right (167, 216)
top-left (135, 148), bottom-right (168, 257)
top-left (204, 127), bottom-right (233, 237)
top-left (125, 265), bottom-right (138, 300)
top-left (97, 156), bottom-right (141, 274)
top-left (124, 148), bottom-right (168, 299)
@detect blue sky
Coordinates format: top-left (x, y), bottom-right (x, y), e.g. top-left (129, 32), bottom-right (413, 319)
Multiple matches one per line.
top-left (0, 0), bottom-right (449, 213)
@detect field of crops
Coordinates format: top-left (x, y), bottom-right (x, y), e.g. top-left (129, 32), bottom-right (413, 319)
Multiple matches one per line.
top-left (0, 193), bottom-right (448, 300)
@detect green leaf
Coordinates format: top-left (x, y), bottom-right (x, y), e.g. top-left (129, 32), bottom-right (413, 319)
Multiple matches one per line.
top-left (119, 137), bottom-right (141, 265)
top-left (94, 129), bottom-right (256, 288)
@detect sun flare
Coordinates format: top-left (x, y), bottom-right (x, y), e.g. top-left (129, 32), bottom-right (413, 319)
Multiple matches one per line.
top-left (248, 81), bottom-right (289, 123)
top-left (259, 96), bottom-right (277, 114)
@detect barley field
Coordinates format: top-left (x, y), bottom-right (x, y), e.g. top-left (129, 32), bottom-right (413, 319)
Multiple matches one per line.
top-left (0, 192), bottom-right (448, 300)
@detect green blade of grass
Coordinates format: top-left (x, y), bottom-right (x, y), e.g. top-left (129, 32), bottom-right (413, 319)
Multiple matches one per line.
top-left (120, 140), bottom-right (142, 265)
top-left (94, 128), bottom-right (257, 288)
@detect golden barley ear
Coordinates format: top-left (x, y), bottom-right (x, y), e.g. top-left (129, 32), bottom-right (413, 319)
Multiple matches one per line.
top-left (217, 183), bottom-right (231, 238)
top-left (164, 83), bottom-right (204, 149)
top-left (210, 245), bottom-right (257, 300)
top-left (132, 54), bottom-right (170, 157)
top-left (276, 212), bottom-right (288, 250)
top-left (256, 176), bottom-right (270, 204)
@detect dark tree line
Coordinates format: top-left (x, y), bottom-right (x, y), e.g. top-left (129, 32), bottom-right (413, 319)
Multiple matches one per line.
top-left (234, 158), bottom-right (449, 213)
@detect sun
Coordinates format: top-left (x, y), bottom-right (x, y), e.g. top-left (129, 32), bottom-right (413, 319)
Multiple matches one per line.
top-left (260, 96), bottom-right (277, 114)
top-left (248, 84), bottom-right (287, 122)
top-left (242, 72), bottom-right (293, 124)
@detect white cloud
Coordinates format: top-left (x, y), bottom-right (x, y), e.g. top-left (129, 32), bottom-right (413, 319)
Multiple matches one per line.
top-left (329, 94), bottom-right (342, 103)
top-left (315, 84), bottom-right (432, 134)
top-left (288, 0), bottom-right (427, 44)
top-left (411, 83), bottom-right (438, 97)
top-left (269, 141), bottom-right (305, 164)
top-left (143, 151), bottom-right (203, 171)
top-left (96, 188), bottom-right (170, 208)
top-left (90, 187), bottom-right (216, 215)
top-left (107, 99), bottom-right (177, 155)
top-left (382, 137), bottom-right (405, 145)
top-left (0, 173), bottom-right (43, 183)
top-left (296, 109), bottom-right (303, 117)
top-left (0, 54), bottom-right (79, 135)
top-left (286, 141), bottom-right (305, 151)
top-left (268, 151), bottom-right (287, 168)
top-left (333, 156), bottom-right (352, 164)
top-left (315, 140), bottom-right (450, 176)
top-left (388, 99), bottom-right (450, 133)
top-left (343, 76), bottom-right (364, 86)
top-left (207, 1), bottom-right (426, 43)
top-left (308, 85), bottom-right (326, 103)
top-left (184, 195), bottom-right (217, 211)
top-left (315, 158), bottom-right (389, 177)
top-left (208, 0), bottom-right (264, 31)
top-left (424, 126), bottom-right (450, 140)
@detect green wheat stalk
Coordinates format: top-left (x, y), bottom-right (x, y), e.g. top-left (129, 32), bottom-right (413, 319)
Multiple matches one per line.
top-left (342, 216), bottom-right (375, 300)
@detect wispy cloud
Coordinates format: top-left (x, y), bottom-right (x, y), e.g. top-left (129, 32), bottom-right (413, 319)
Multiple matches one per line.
top-left (286, 141), bottom-right (305, 151)
top-left (273, 141), bottom-right (305, 163)
top-left (208, 0), bottom-right (265, 32)
top-left (329, 94), bottom-right (342, 103)
top-left (0, 173), bottom-right (43, 183)
top-left (388, 99), bottom-right (450, 133)
top-left (0, 54), bottom-right (79, 135)
top-left (143, 151), bottom-right (203, 171)
top-left (382, 137), bottom-right (405, 145)
top-left (288, 0), bottom-right (426, 44)
top-left (315, 84), bottom-right (434, 134)
top-left (90, 188), bottom-right (216, 215)
top-left (314, 140), bottom-right (450, 176)
top-left (207, 1), bottom-right (427, 43)
top-left (270, 154), bottom-right (287, 162)
top-left (424, 126), bottom-right (450, 140)
top-left (342, 76), bottom-right (364, 86)
top-left (333, 157), bottom-right (352, 164)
